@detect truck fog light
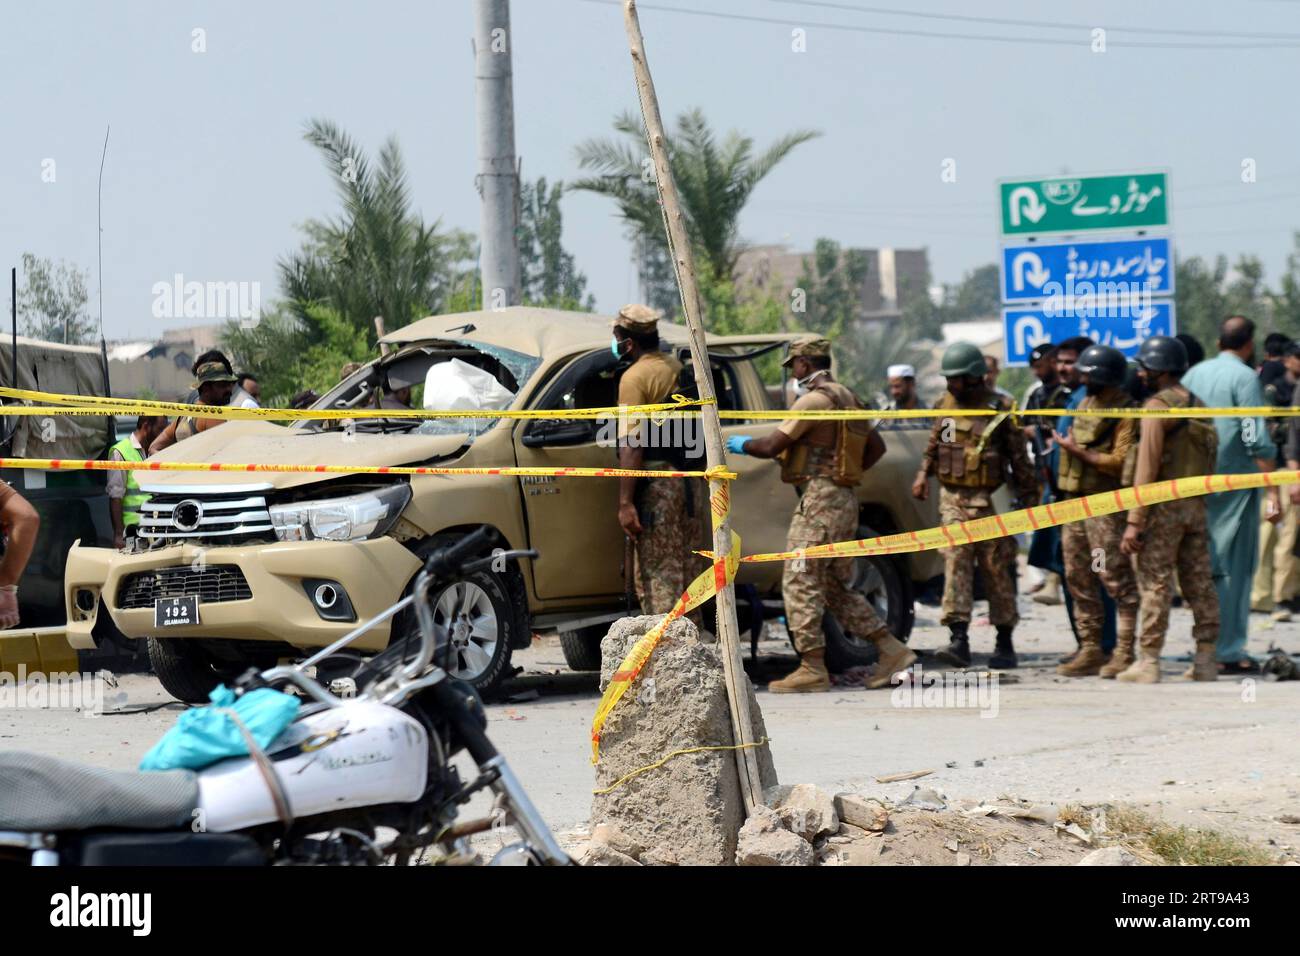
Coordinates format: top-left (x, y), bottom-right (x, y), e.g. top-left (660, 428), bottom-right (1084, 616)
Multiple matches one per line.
top-left (302, 578), bottom-right (356, 623)
top-left (75, 589), bottom-right (97, 613)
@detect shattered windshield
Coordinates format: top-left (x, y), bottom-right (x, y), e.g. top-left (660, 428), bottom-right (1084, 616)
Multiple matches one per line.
top-left (297, 340), bottom-right (541, 441)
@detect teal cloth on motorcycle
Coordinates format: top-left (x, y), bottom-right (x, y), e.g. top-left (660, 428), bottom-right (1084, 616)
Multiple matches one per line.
top-left (140, 685), bottom-right (301, 772)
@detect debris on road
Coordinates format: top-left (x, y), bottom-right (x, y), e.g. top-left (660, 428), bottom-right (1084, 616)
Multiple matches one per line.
top-left (875, 769), bottom-right (934, 784)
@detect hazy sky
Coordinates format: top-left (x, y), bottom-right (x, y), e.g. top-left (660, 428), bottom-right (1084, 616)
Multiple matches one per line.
top-left (3, 0), bottom-right (1300, 341)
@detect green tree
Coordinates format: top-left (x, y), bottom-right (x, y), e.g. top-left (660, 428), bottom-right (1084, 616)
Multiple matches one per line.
top-left (16, 253), bottom-right (95, 344)
top-left (280, 118), bottom-right (475, 347)
top-left (1173, 253), bottom-right (1277, 351)
top-left (222, 304), bottom-right (371, 408)
top-left (572, 109), bottom-right (819, 318)
top-left (518, 177), bottom-right (594, 310)
top-left (942, 263), bottom-right (1001, 322)
top-left (1268, 232), bottom-right (1300, 330)
top-left (795, 239), bottom-right (870, 339)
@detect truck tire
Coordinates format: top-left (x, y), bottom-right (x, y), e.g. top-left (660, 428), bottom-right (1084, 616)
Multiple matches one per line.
top-left (559, 625), bottom-right (607, 672)
top-left (821, 526), bottom-right (914, 673)
top-left (387, 533), bottom-right (526, 699)
top-left (148, 637), bottom-right (222, 704)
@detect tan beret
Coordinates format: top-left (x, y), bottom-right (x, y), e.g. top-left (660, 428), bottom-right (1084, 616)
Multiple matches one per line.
top-left (781, 335), bottom-right (832, 367)
top-left (613, 303), bottom-right (663, 334)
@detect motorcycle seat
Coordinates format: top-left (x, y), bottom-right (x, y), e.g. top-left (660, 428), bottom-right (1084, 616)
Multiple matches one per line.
top-left (0, 751), bottom-right (198, 832)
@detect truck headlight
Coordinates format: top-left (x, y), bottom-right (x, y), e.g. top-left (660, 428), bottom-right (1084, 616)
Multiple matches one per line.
top-left (269, 485), bottom-right (412, 542)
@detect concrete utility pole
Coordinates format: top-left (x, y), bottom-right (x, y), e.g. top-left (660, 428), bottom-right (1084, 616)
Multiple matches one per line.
top-left (473, 0), bottom-right (521, 310)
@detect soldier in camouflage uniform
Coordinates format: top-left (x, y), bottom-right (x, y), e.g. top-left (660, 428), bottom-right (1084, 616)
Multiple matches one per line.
top-left (1051, 344), bottom-right (1140, 678)
top-left (613, 305), bottom-right (694, 615)
top-left (726, 336), bottom-right (916, 693)
top-left (912, 342), bottom-right (1040, 669)
top-left (1119, 336), bottom-right (1221, 683)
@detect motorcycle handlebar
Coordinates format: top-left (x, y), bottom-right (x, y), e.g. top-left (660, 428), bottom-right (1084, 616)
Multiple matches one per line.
top-left (424, 527), bottom-right (502, 577)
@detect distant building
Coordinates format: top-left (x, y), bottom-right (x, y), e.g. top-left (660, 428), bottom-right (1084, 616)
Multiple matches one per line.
top-left (734, 244), bottom-right (932, 325)
top-left (106, 323), bottom-right (227, 400)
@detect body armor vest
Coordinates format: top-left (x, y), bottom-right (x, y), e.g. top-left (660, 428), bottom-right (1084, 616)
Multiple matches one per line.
top-left (1057, 392), bottom-right (1133, 494)
top-left (933, 389), bottom-right (1009, 490)
top-left (1153, 387), bottom-right (1218, 481)
top-left (779, 381), bottom-right (872, 487)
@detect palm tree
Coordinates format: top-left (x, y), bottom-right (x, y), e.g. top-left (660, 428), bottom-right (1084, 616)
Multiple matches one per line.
top-left (571, 109), bottom-right (819, 292)
top-left (279, 118), bottom-right (473, 342)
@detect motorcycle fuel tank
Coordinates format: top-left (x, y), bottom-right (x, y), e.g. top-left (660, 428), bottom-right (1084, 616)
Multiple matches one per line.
top-left (196, 699), bottom-right (429, 832)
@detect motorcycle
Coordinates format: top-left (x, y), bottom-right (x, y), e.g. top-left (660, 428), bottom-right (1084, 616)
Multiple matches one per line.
top-left (0, 528), bottom-right (571, 866)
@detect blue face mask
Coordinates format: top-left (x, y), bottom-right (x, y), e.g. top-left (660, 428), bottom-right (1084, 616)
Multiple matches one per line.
top-left (611, 336), bottom-right (624, 360)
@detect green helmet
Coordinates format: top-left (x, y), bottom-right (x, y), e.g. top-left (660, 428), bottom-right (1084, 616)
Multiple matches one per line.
top-left (1136, 335), bottom-right (1188, 374)
top-left (941, 342), bottom-right (988, 378)
top-left (1075, 344), bottom-right (1127, 387)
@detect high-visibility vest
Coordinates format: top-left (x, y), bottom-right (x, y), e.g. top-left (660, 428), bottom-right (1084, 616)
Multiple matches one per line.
top-left (110, 436), bottom-right (149, 527)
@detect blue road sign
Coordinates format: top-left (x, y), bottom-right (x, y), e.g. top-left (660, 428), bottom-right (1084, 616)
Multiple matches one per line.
top-left (1003, 301), bottom-right (1176, 366)
top-left (1000, 236), bottom-right (1174, 304)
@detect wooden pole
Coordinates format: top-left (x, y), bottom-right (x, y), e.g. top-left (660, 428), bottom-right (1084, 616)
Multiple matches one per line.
top-left (623, 0), bottom-right (765, 812)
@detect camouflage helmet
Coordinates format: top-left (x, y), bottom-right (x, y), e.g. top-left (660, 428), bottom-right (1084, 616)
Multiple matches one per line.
top-left (1136, 335), bottom-right (1188, 374)
top-left (1075, 344), bottom-right (1127, 388)
top-left (940, 342), bottom-right (988, 378)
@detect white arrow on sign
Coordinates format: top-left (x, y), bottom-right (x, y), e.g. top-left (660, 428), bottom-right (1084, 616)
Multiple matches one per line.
top-left (1013, 314), bottom-right (1050, 357)
top-left (1011, 251), bottom-right (1051, 291)
top-left (1008, 186), bottom-right (1046, 227)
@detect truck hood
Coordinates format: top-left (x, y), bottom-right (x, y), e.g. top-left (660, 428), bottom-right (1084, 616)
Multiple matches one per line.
top-left (137, 421), bottom-right (471, 491)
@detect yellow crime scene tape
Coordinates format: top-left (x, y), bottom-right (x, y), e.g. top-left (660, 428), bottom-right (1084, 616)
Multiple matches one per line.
top-left (0, 457), bottom-right (737, 482)
top-left (717, 406), bottom-right (1294, 420)
top-left (590, 479), bottom-right (741, 763)
top-left (736, 469), bottom-right (1299, 565)
top-left (1, 385), bottom-right (1292, 421)
top-left (0, 385), bottom-right (712, 422)
top-left (8, 385), bottom-right (1292, 770)
top-left (594, 468), bottom-right (1300, 769)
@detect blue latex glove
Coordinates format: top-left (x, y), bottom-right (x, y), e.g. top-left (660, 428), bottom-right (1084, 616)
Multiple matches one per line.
top-left (726, 434), bottom-right (753, 455)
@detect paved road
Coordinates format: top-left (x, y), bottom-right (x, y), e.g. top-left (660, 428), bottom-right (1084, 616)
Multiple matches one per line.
top-left (4, 589), bottom-right (1297, 857)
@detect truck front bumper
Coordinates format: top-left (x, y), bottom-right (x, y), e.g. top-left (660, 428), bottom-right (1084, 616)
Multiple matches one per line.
top-left (64, 538), bottom-right (421, 653)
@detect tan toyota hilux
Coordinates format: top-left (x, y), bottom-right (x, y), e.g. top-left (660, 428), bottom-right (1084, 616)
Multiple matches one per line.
top-left (64, 307), bottom-right (941, 701)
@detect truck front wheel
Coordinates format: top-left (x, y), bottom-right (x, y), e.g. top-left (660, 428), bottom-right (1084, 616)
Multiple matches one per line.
top-left (387, 533), bottom-right (526, 699)
top-left (147, 637), bottom-right (224, 704)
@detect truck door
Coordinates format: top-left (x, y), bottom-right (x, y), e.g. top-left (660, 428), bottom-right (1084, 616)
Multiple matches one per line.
top-left (512, 350), bottom-right (626, 601)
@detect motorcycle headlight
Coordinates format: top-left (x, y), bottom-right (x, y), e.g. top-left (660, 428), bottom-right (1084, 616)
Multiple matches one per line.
top-left (269, 484), bottom-right (412, 542)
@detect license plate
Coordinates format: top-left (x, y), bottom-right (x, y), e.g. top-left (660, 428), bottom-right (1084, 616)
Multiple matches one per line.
top-left (155, 595), bottom-right (199, 628)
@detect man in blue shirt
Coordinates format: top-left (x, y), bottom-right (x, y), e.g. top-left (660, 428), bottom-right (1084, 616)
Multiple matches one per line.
top-left (1182, 316), bottom-right (1281, 673)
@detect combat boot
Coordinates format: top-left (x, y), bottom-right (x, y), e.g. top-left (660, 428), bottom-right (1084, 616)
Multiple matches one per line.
top-left (935, 623), bottom-right (971, 668)
top-left (1031, 571), bottom-right (1062, 605)
top-left (988, 626), bottom-right (1017, 669)
top-left (1099, 632), bottom-right (1135, 679)
top-left (1190, 643), bottom-right (1218, 682)
top-left (769, 648), bottom-right (830, 694)
top-left (1116, 649), bottom-right (1161, 683)
top-left (1057, 641), bottom-right (1106, 677)
top-left (865, 631), bottom-right (917, 689)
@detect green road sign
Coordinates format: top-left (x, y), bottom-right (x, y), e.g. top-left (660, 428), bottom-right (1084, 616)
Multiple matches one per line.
top-left (999, 172), bottom-right (1169, 237)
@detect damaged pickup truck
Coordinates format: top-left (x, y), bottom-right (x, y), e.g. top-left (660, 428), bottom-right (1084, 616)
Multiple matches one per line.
top-left (64, 308), bottom-right (940, 702)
